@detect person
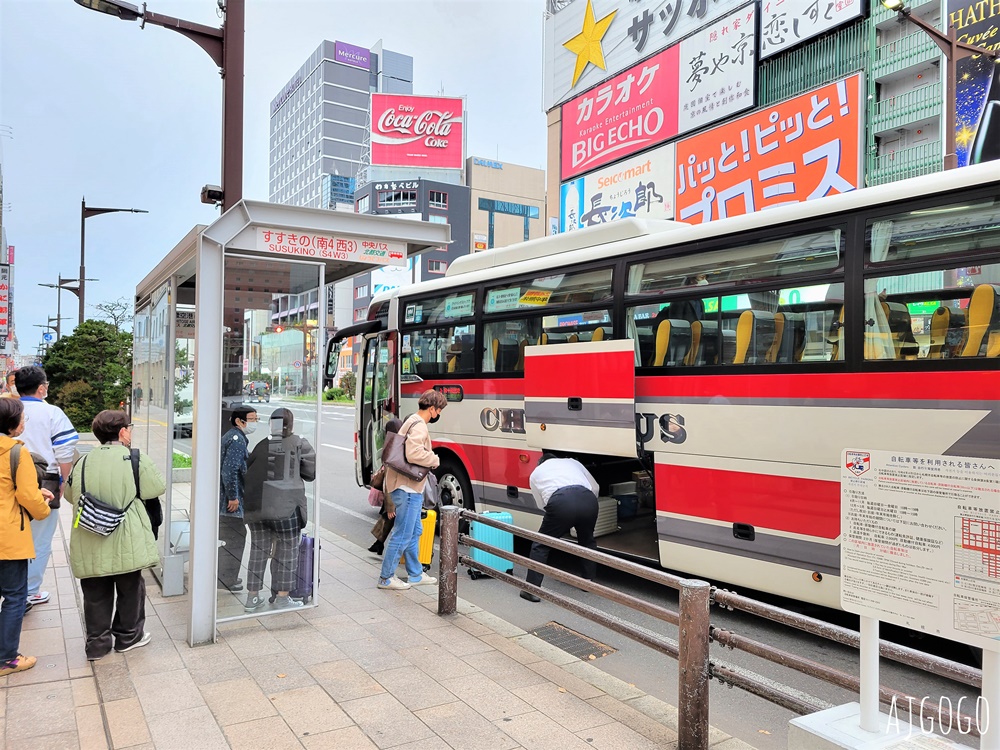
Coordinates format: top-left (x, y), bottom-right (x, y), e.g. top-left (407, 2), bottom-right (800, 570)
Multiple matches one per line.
top-left (0, 398), bottom-right (54, 676)
top-left (242, 408), bottom-right (315, 611)
top-left (1, 370), bottom-right (17, 398)
top-left (673, 274), bottom-right (708, 323)
top-left (368, 417), bottom-right (403, 555)
top-left (66, 410), bottom-right (165, 660)
top-left (218, 407), bottom-right (257, 593)
top-left (132, 382), bottom-right (143, 410)
top-left (377, 389), bottom-right (446, 591)
top-left (520, 453), bottom-right (600, 602)
top-left (15, 366), bottom-right (78, 607)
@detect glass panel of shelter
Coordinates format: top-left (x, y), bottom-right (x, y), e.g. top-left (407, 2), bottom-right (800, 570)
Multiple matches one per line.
top-left (217, 256), bottom-right (323, 621)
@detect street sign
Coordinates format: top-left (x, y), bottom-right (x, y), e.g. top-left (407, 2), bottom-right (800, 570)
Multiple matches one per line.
top-left (43, 332), bottom-right (56, 343)
top-left (292, 360), bottom-right (302, 369)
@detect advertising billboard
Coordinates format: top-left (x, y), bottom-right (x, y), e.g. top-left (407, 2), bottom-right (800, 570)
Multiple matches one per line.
top-left (760, 0), bottom-right (864, 59)
top-left (334, 41), bottom-right (370, 70)
top-left (543, 0), bottom-right (745, 110)
top-left (947, 0), bottom-right (1000, 166)
top-left (560, 143), bottom-right (675, 232)
top-left (0, 264), bottom-right (10, 338)
top-left (370, 94), bottom-right (465, 170)
top-left (674, 73), bottom-right (864, 224)
top-left (560, 4), bottom-right (756, 181)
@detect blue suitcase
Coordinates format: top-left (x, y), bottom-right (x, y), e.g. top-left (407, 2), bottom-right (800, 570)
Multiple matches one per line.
top-left (468, 511), bottom-right (514, 579)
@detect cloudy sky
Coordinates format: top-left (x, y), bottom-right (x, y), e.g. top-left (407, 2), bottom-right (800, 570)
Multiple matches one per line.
top-left (1, 0), bottom-right (547, 354)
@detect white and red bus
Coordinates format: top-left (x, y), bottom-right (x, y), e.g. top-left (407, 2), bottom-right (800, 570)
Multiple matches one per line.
top-left (330, 162), bottom-right (1000, 608)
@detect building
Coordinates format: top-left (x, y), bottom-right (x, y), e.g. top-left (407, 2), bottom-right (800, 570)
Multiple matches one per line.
top-left (466, 157), bottom-right (546, 251)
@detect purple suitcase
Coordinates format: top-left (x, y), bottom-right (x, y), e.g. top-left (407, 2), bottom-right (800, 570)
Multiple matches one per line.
top-left (290, 534), bottom-right (315, 601)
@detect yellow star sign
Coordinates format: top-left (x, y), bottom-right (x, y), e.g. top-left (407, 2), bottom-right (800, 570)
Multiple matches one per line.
top-left (563, 0), bottom-right (617, 88)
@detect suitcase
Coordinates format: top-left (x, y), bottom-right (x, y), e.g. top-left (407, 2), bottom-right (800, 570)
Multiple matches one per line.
top-left (468, 511), bottom-right (514, 579)
top-left (418, 509), bottom-right (436, 569)
top-left (290, 534), bottom-right (315, 601)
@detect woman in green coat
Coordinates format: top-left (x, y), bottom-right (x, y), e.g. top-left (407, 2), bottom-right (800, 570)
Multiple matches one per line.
top-left (67, 410), bottom-right (165, 661)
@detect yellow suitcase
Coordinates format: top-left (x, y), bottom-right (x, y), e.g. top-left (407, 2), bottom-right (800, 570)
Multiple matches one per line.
top-left (399, 509), bottom-right (436, 571)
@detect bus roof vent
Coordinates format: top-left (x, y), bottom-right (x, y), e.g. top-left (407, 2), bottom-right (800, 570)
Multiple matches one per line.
top-left (447, 218), bottom-right (686, 277)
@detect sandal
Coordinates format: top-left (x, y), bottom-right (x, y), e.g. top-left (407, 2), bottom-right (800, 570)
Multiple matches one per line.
top-left (0, 654), bottom-right (37, 676)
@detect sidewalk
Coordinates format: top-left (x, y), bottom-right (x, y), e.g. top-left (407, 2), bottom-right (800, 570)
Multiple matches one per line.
top-left (0, 508), bottom-right (758, 750)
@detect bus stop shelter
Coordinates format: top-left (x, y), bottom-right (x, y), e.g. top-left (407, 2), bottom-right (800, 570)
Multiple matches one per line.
top-left (133, 200), bottom-right (450, 645)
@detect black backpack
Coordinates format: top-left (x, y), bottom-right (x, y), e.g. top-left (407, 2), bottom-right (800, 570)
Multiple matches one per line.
top-left (128, 449), bottom-right (163, 539)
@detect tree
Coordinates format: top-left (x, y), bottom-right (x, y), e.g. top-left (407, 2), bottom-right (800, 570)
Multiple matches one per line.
top-left (92, 296), bottom-right (134, 333)
top-left (42, 320), bottom-right (133, 429)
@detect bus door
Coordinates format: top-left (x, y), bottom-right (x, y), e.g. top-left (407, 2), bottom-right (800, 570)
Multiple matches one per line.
top-left (357, 331), bottom-right (398, 486)
top-left (524, 339), bottom-right (637, 458)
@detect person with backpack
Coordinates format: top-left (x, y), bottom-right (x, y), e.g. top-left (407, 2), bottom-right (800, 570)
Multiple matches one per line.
top-left (66, 410), bottom-right (165, 661)
top-left (0, 397), bottom-right (54, 676)
top-left (241, 408), bottom-right (316, 612)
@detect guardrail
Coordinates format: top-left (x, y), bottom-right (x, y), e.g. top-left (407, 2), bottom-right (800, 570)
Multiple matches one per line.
top-left (437, 507), bottom-right (982, 750)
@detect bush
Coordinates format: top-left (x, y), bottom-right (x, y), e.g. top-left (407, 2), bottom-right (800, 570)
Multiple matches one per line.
top-left (324, 387), bottom-right (345, 401)
top-left (339, 371), bottom-right (356, 398)
top-left (57, 380), bottom-right (103, 431)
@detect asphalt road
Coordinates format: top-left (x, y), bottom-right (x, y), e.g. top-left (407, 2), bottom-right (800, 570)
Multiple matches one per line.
top-left (253, 397), bottom-right (983, 750)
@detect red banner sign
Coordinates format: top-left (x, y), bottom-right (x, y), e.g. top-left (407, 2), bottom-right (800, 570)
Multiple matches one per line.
top-left (674, 73), bottom-right (864, 224)
top-left (370, 94), bottom-right (465, 170)
top-left (560, 44), bottom-right (679, 181)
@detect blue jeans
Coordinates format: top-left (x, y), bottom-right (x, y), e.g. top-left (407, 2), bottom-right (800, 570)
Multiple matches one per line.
top-left (379, 490), bottom-right (424, 581)
top-left (27, 510), bottom-right (59, 596)
top-left (0, 559), bottom-right (28, 662)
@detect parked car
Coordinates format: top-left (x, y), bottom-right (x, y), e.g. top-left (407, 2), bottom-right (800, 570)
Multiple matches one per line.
top-left (244, 381), bottom-right (271, 403)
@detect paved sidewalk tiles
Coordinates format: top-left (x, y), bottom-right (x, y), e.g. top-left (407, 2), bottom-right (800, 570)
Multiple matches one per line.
top-left (0, 506), bottom-right (759, 750)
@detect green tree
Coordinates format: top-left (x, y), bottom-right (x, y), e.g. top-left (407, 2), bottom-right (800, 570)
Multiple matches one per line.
top-left (42, 320), bottom-right (133, 429)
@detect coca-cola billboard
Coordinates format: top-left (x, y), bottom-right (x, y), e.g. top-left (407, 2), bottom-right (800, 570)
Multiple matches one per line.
top-left (370, 94), bottom-right (465, 170)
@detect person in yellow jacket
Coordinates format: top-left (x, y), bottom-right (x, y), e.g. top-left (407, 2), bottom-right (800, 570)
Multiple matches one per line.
top-left (0, 397), bottom-right (54, 676)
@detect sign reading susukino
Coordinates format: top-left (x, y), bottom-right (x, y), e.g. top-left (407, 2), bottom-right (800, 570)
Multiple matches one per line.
top-left (256, 228), bottom-right (406, 267)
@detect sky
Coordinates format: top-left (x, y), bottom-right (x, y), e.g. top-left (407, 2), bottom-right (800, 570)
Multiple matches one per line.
top-left (0, 0), bottom-right (548, 355)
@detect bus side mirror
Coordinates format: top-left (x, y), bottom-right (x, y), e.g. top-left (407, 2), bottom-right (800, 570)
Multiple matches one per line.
top-left (325, 339), bottom-right (341, 381)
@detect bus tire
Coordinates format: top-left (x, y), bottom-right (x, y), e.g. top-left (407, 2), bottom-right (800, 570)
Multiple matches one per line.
top-left (436, 456), bottom-right (474, 533)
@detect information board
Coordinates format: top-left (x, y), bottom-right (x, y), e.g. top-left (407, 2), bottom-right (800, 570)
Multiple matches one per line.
top-left (841, 448), bottom-right (1000, 652)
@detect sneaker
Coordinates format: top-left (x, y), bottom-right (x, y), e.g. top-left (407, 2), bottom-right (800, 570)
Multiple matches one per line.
top-left (409, 575), bottom-right (438, 586)
top-left (217, 582), bottom-right (244, 592)
top-left (116, 632), bottom-right (152, 653)
top-left (377, 576), bottom-right (410, 590)
top-left (244, 594), bottom-right (266, 612)
top-left (0, 654), bottom-right (36, 676)
top-left (271, 595), bottom-right (305, 610)
top-left (27, 592), bottom-right (50, 605)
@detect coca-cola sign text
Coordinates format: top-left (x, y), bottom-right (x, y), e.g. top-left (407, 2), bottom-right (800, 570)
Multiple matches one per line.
top-left (370, 94), bottom-right (465, 169)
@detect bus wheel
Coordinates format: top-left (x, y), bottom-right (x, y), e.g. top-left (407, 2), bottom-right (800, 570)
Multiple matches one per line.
top-left (436, 457), bottom-right (473, 532)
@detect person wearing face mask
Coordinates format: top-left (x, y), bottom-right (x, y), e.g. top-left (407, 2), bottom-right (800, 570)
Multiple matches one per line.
top-left (66, 410), bottom-right (165, 660)
top-left (0, 397), bottom-right (54, 675)
top-left (15, 366), bottom-right (79, 608)
top-left (218, 407), bottom-right (258, 593)
top-left (1, 370), bottom-right (18, 398)
top-left (673, 274), bottom-right (709, 323)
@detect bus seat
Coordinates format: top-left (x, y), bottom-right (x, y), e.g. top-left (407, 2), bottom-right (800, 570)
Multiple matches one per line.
top-left (989, 331), bottom-right (1000, 358)
top-left (721, 329), bottom-right (737, 364)
top-left (491, 338), bottom-right (500, 365)
top-left (692, 320), bottom-right (728, 365)
top-left (447, 355), bottom-right (458, 373)
top-left (928, 307), bottom-right (969, 358)
top-left (733, 310), bottom-right (777, 364)
top-left (568, 333), bottom-right (580, 343)
top-left (592, 327), bottom-right (605, 342)
top-left (765, 313), bottom-right (786, 363)
top-left (961, 284), bottom-right (1000, 357)
top-left (514, 339), bottom-right (528, 371)
top-left (538, 333), bottom-right (548, 345)
top-left (653, 319), bottom-right (691, 366)
top-left (777, 312), bottom-right (807, 362)
top-left (881, 301), bottom-right (919, 359)
top-left (684, 321), bottom-right (703, 365)
top-left (829, 306), bottom-right (845, 360)
top-left (495, 342), bottom-right (519, 372)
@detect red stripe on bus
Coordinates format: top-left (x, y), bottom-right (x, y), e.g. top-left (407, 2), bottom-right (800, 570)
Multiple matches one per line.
top-left (525, 351), bottom-right (634, 399)
top-left (658, 464), bottom-right (840, 540)
top-left (401, 379), bottom-right (526, 397)
top-left (637, 370), bottom-right (1000, 401)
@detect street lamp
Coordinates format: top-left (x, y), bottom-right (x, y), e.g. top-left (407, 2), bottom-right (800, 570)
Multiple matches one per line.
top-left (73, 0), bottom-right (245, 211)
top-left (34, 317), bottom-right (70, 350)
top-left (879, 0), bottom-right (1000, 169)
top-left (39, 274), bottom-right (98, 338)
top-left (81, 198), bottom-right (146, 326)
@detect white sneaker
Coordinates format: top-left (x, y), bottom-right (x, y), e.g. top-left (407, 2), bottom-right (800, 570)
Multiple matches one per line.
top-left (271, 595), bottom-right (305, 610)
top-left (27, 592), bottom-right (50, 605)
top-left (116, 632), bottom-right (152, 653)
top-left (378, 576), bottom-right (410, 590)
top-left (409, 575), bottom-right (438, 586)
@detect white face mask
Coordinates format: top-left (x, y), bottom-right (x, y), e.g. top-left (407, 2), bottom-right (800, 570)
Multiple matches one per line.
top-left (696, 278), bottom-right (709, 286)
top-left (242, 422), bottom-right (257, 434)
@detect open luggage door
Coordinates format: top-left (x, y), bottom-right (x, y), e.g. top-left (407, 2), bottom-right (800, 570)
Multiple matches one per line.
top-left (524, 339), bottom-right (637, 458)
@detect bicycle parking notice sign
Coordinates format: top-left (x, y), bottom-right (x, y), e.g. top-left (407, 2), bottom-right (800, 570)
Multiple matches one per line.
top-left (845, 451), bottom-right (870, 476)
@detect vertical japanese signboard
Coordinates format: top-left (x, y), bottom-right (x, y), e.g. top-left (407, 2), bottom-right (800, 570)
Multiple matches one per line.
top-left (947, 0), bottom-right (1000, 166)
top-left (0, 264), bottom-right (10, 339)
top-left (543, 0), bottom-right (745, 110)
top-left (370, 94), bottom-right (465, 170)
top-left (760, 0), bottom-right (864, 59)
top-left (841, 448), bottom-right (1000, 652)
top-left (674, 73), bottom-right (863, 224)
top-left (560, 143), bottom-right (675, 231)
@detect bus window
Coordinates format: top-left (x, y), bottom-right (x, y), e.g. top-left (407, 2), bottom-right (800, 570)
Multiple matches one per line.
top-left (407, 326), bottom-right (476, 375)
top-left (484, 268), bottom-right (613, 313)
top-left (483, 318), bottom-right (541, 373)
top-left (867, 199), bottom-right (1000, 265)
top-left (863, 262), bottom-right (1000, 360)
top-left (539, 310), bottom-right (612, 346)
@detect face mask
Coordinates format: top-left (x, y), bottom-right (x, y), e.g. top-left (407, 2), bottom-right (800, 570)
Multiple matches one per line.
top-left (429, 415), bottom-right (441, 424)
top-left (243, 422), bottom-right (257, 434)
top-left (696, 278), bottom-right (709, 286)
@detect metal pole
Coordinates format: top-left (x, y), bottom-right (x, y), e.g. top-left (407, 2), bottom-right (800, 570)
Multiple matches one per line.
top-left (860, 616), bottom-right (881, 731)
top-left (981, 650), bottom-right (999, 750)
top-left (221, 0), bottom-right (244, 211)
top-left (56, 276), bottom-right (62, 340)
top-left (944, 30), bottom-right (959, 170)
top-left (438, 506), bottom-right (459, 615)
top-left (678, 579), bottom-right (711, 750)
top-left (79, 197), bottom-right (86, 325)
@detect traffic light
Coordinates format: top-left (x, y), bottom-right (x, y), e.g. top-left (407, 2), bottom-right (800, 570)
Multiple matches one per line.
top-left (274, 325), bottom-right (284, 334)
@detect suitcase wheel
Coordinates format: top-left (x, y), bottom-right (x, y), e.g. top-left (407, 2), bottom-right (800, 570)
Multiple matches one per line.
top-left (468, 568), bottom-right (483, 580)
top-left (422, 564), bottom-right (431, 572)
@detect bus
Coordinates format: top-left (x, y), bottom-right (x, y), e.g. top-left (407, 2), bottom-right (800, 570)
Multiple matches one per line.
top-left (329, 162), bottom-right (1000, 608)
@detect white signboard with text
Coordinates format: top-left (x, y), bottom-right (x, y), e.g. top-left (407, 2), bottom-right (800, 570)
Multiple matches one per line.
top-left (257, 227), bottom-right (406, 267)
top-left (841, 448), bottom-right (1000, 652)
top-left (761, 0), bottom-right (865, 59)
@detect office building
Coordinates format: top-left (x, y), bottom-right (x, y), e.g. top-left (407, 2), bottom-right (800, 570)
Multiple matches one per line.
top-left (466, 157), bottom-right (546, 251)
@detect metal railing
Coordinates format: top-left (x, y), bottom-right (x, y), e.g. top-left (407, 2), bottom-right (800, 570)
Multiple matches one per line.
top-left (871, 82), bottom-right (943, 134)
top-left (872, 31), bottom-right (941, 77)
top-left (867, 141), bottom-right (943, 186)
top-left (437, 507), bottom-right (982, 750)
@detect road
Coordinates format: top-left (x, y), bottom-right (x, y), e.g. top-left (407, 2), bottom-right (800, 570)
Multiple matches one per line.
top-left (234, 397), bottom-right (983, 749)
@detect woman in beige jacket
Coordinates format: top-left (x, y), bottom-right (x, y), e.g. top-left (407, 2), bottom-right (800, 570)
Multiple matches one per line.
top-left (377, 389), bottom-right (447, 590)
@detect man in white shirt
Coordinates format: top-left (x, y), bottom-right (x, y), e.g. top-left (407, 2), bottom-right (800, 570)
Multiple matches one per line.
top-left (15, 366), bottom-right (79, 606)
top-left (521, 453), bottom-right (600, 602)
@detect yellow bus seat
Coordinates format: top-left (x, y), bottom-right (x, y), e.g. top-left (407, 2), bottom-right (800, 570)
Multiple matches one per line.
top-left (684, 320), bottom-right (703, 365)
top-left (881, 301), bottom-right (919, 359)
top-left (765, 313), bottom-right (786, 363)
top-left (514, 339), bottom-right (528, 371)
top-left (491, 338), bottom-right (500, 364)
top-left (567, 333), bottom-right (580, 343)
top-left (930, 307), bottom-right (967, 358)
top-left (538, 333), bottom-right (548, 346)
top-left (592, 327), bottom-right (605, 342)
top-left (733, 310), bottom-right (777, 365)
top-left (961, 284), bottom-right (1000, 357)
top-left (653, 319), bottom-right (692, 366)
